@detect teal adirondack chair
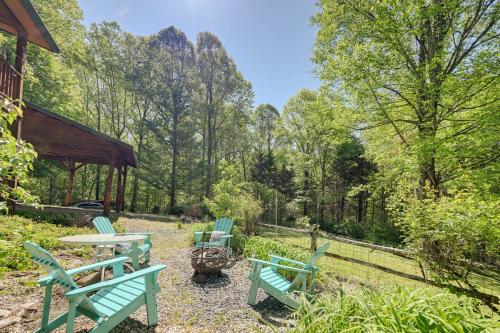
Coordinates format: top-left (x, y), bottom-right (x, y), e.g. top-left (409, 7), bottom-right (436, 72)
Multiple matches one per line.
top-left (194, 217), bottom-right (234, 253)
top-left (247, 241), bottom-right (330, 309)
top-left (93, 216), bottom-right (152, 264)
top-left (23, 241), bottom-right (166, 333)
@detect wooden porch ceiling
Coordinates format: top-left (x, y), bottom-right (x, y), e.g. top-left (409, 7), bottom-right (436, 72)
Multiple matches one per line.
top-left (20, 101), bottom-right (136, 167)
top-left (0, 0), bottom-right (59, 53)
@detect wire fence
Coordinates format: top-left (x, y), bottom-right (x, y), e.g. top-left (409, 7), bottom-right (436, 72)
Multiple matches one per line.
top-left (257, 223), bottom-right (499, 313)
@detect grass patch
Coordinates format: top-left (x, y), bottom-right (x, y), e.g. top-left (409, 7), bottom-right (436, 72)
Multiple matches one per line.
top-left (259, 226), bottom-right (500, 298)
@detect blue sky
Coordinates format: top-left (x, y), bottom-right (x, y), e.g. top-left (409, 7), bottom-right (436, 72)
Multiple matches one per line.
top-left (79, 0), bottom-right (320, 111)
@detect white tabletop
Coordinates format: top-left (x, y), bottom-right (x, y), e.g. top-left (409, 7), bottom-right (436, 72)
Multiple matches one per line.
top-left (59, 234), bottom-right (146, 245)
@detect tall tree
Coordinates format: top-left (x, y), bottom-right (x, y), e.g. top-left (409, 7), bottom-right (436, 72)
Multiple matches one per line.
top-left (150, 26), bottom-right (195, 208)
top-left (254, 103), bottom-right (279, 154)
top-left (313, 0), bottom-right (499, 196)
top-left (195, 32), bottom-right (249, 197)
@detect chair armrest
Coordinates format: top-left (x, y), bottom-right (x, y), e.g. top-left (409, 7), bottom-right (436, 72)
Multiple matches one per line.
top-left (65, 264), bottom-right (167, 298)
top-left (220, 235), bottom-right (233, 238)
top-left (66, 257), bottom-right (128, 276)
top-left (270, 255), bottom-right (307, 267)
top-left (248, 258), bottom-right (310, 274)
top-left (37, 257), bottom-right (128, 286)
top-left (123, 232), bottom-right (153, 236)
top-left (194, 231), bottom-right (212, 235)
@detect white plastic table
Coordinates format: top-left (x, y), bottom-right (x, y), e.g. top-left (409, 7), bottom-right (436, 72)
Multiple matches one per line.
top-left (59, 234), bottom-right (147, 271)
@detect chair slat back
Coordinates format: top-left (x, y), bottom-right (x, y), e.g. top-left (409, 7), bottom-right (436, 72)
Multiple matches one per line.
top-left (289, 241), bottom-right (330, 290)
top-left (23, 241), bottom-right (100, 315)
top-left (305, 242), bottom-right (330, 269)
top-left (214, 217), bottom-right (233, 234)
top-left (93, 216), bottom-right (116, 234)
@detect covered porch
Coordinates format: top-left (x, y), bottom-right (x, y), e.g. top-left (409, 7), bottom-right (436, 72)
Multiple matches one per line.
top-left (15, 101), bottom-right (136, 214)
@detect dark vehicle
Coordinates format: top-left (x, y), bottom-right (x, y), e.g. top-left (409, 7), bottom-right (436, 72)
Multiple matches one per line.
top-left (72, 202), bottom-right (103, 209)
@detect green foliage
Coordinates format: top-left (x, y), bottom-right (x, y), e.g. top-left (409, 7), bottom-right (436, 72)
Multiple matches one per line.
top-left (243, 236), bottom-right (311, 280)
top-left (291, 286), bottom-right (498, 333)
top-left (0, 99), bottom-right (38, 212)
top-left (313, 0), bottom-right (499, 290)
top-left (13, 210), bottom-right (77, 227)
top-left (205, 161), bottom-right (263, 235)
top-left (400, 187), bottom-right (499, 290)
top-left (0, 215), bottom-right (92, 272)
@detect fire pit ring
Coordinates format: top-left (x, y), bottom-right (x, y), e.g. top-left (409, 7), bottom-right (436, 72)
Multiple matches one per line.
top-left (191, 247), bottom-right (229, 276)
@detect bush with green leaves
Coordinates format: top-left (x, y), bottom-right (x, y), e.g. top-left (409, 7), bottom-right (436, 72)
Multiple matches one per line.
top-left (243, 236), bottom-right (312, 280)
top-left (0, 98), bottom-right (38, 212)
top-left (0, 215), bottom-right (93, 274)
top-left (399, 188), bottom-right (499, 293)
top-left (13, 210), bottom-right (77, 226)
top-left (205, 160), bottom-right (263, 235)
top-left (291, 286), bottom-right (498, 332)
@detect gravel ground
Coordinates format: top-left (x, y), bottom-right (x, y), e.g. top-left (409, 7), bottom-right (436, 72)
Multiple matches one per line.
top-left (0, 218), bottom-right (294, 333)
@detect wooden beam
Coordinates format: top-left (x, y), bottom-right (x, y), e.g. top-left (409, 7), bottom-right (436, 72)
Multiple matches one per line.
top-left (103, 152), bottom-right (116, 215)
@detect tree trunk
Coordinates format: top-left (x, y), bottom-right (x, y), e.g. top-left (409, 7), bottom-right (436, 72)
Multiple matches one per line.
top-left (303, 170), bottom-right (309, 216)
top-left (187, 136), bottom-right (193, 202)
top-left (356, 192), bottom-right (363, 224)
top-left (130, 135), bottom-right (143, 212)
top-left (205, 107), bottom-right (214, 197)
top-left (169, 110), bottom-right (179, 208)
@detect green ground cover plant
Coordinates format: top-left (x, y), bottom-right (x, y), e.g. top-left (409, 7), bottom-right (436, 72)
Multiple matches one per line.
top-left (13, 210), bottom-right (78, 226)
top-left (243, 236), bottom-right (312, 280)
top-left (0, 215), bottom-right (93, 274)
top-left (291, 286), bottom-right (499, 333)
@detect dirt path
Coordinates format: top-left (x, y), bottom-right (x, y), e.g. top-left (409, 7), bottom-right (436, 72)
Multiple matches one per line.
top-left (1, 218), bottom-right (293, 332)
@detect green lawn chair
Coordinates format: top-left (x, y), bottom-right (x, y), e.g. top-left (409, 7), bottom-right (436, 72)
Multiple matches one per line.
top-left (92, 216), bottom-right (152, 264)
top-left (23, 241), bottom-right (166, 333)
top-left (247, 241), bottom-right (330, 309)
top-left (194, 217), bottom-right (234, 253)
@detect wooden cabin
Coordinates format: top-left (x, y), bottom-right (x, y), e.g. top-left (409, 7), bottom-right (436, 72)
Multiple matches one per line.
top-left (0, 0), bottom-right (136, 214)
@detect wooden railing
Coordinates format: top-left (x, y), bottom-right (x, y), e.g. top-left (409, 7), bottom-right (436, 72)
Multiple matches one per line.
top-left (0, 58), bottom-right (21, 99)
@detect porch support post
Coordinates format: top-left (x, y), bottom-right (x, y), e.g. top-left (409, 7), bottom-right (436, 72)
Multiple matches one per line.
top-left (14, 33), bottom-right (27, 102)
top-left (120, 165), bottom-right (128, 212)
top-left (10, 34), bottom-right (27, 204)
top-left (63, 161), bottom-right (84, 207)
top-left (64, 160), bottom-right (76, 207)
top-left (103, 151), bottom-right (117, 215)
top-left (116, 163), bottom-right (122, 213)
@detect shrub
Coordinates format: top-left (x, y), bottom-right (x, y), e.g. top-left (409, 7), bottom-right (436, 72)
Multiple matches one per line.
top-left (291, 286), bottom-right (497, 332)
top-left (0, 215), bottom-right (93, 272)
top-left (205, 161), bottom-right (264, 235)
top-left (295, 216), bottom-right (310, 229)
top-left (400, 189), bottom-right (499, 293)
top-left (237, 192), bottom-right (263, 235)
top-left (167, 205), bottom-right (184, 216)
top-left (13, 210), bottom-right (77, 227)
top-left (0, 98), bottom-right (38, 213)
top-left (243, 236), bottom-right (311, 280)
